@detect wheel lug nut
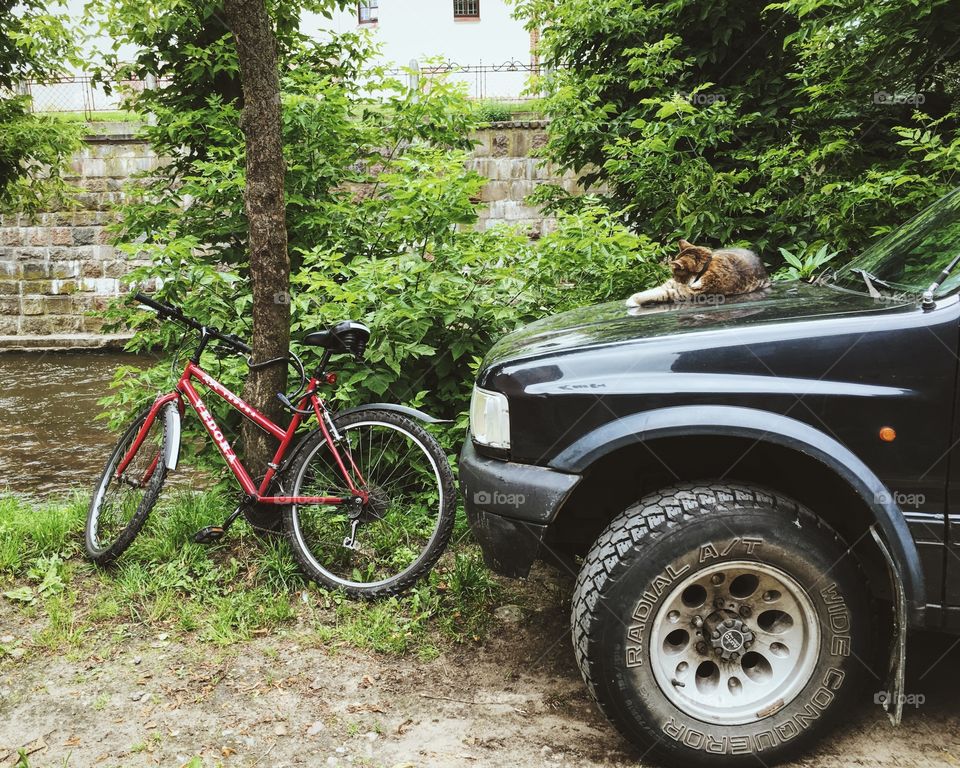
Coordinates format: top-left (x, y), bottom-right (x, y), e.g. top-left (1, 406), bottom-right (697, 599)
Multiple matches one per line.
top-left (710, 574), bottom-right (724, 585)
top-left (696, 642), bottom-right (708, 655)
top-left (692, 615), bottom-right (704, 628)
top-left (739, 605), bottom-right (752, 618)
top-left (714, 597), bottom-right (725, 608)
top-left (668, 610), bottom-right (680, 623)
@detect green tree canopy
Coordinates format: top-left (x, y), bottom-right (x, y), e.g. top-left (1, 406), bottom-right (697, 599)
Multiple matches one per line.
top-left (518, 0), bottom-right (960, 263)
top-left (0, 0), bottom-right (83, 210)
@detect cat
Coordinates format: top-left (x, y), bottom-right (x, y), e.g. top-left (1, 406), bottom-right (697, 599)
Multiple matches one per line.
top-left (625, 239), bottom-right (769, 306)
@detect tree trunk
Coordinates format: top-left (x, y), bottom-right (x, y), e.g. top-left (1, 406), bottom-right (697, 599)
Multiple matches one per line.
top-left (223, 0), bottom-right (290, 529)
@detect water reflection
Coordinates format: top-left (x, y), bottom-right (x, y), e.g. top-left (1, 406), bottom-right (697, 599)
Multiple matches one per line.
top-left (0, 352), bottom-right (158, 496)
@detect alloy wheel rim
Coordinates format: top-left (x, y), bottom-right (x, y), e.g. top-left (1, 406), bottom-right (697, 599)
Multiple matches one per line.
top-left (647, 560), bottom-right (820, 725)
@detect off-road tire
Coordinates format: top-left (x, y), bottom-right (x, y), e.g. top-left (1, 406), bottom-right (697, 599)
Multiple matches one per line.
top-left (572, 482), bottom-right (873, 767)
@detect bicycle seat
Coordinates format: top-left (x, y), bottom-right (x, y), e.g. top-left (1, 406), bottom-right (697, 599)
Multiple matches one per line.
top-left (303, 321), bottom-right (370, 359)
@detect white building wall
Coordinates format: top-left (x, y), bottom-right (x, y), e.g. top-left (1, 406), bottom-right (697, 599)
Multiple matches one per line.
top-left (304, 0), bottom-right (533, 98)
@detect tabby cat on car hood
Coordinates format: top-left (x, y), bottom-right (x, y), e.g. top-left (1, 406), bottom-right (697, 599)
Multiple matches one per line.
top-left (626, 239), bottom-right (769, 306)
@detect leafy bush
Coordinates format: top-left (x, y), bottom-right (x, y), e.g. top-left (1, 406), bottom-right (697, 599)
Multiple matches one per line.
top-left (475, 101), bottom-right (514, 124)
top-left (515, 0), bottom-right (960, 265)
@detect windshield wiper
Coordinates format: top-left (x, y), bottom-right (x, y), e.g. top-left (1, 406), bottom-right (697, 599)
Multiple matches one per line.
top-left (922, 251), bottom-right (960, 309)
top-left (850, 268), bottom-right (892, 298)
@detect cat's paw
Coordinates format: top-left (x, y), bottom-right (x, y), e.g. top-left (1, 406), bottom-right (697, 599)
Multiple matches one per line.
top-left (625, 293), bottom-right (643, 307)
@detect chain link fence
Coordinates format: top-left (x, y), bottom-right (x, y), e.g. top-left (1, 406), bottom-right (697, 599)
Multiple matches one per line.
top-left (18, 60), bottom-right (541, 117)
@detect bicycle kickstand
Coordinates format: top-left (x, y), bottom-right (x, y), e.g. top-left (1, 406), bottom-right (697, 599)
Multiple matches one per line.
top-left (193, 506), bottom-right (243, 544)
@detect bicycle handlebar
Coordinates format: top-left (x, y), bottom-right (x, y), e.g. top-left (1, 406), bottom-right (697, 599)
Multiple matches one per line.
top-left (132, 291), bottom-right (252, 355)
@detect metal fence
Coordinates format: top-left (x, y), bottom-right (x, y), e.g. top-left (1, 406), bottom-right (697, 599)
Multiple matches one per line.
top-left (16, 74), bottom-right (164, 118)
top-left (389, 60), bottom-right (541, 101)
top-left (18, 60), bottom-right (541, 116)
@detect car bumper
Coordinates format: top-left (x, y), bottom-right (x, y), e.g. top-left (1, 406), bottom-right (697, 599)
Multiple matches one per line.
top-left (460, 440), bottom-right (581, 578)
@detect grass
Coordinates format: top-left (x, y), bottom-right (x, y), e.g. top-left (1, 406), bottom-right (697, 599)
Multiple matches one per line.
top-left (0, 489), bottom-right (501, 663)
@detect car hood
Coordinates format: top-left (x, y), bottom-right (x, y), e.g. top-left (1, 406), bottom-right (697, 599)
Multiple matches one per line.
top-left (484, 281), bottom-right (916, 367)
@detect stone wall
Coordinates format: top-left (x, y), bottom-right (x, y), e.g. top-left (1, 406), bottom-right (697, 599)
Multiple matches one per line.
top-left (0, 126), bottom-right (157, 348)
top-left (469, 120), bottom-right (576, 236)
top-left (0, 121), bottom-right (565, 349)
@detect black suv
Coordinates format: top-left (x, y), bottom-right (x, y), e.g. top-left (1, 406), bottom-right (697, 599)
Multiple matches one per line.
top-left (461, 188), bottom-right (960, 766)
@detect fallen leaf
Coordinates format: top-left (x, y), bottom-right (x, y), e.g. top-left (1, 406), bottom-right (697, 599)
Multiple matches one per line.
top-left (396, 719), bottom-right (414, 735)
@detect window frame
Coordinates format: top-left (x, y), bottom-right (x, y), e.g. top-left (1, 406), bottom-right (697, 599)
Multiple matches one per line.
top-left (453, 0), bottom-right (480, 20)
top-left (357, 0), bottom-right (378, 24)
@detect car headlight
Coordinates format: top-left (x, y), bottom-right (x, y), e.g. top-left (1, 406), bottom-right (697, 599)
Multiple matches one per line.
top-left (469, 385), bottom-right (510, 449)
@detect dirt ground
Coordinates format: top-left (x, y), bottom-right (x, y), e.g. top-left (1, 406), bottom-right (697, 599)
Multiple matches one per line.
top-left (3, 566), bottom-right (960, 768)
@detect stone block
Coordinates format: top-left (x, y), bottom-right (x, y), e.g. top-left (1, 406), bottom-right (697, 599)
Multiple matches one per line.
top-left (103, 260), bottom-right (132, 278)
top-left (50, 262), bottom-right (79, 279)
top-left (82, 314), bottom-right (107, 333)
top-left (22, 279), bottom-right (54, 295)
top-left (480, 181), bottom-right (510, 203)
top-left (50, 228), bottom-right (73, 246)
top-left (0, 229), bottom-right (20, 246)
top-left (20, 297), bottom-right (44, 315)
top-left (0, 297), bottom-right (20, 315)
top-left (0, 280), bottom-right (18, 295)
top-left (0, 261), bottom-right (16, 277)
top-left (0, 317), bottom-right (18, 334)
top-left (81, 261), bottom-right (103, 279)
top-left (20, 315), bottom-right (83, 334)
top-left (72, 227), bottom-right (96, 246)
top-left (41, 295), bottom-right (74, 314)
top-left (20, 262), bottom-right (49, 280)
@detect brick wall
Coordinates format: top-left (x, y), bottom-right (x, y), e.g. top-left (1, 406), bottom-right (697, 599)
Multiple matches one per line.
top-left (0, 126), bottom-right (157, 347)
top-left (0, 120), bottom-right (571, 348)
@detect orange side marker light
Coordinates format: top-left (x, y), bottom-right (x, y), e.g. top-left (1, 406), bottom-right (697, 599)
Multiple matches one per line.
top-left (879, 426), bottom-right (896, 443)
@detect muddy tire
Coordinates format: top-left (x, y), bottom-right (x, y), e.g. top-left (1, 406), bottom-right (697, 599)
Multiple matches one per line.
top-left (572, 482), bottom-right (872, 767)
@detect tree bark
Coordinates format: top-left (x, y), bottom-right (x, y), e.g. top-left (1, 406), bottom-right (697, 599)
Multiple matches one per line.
top-left (223, 0), bottom-right (290, 528)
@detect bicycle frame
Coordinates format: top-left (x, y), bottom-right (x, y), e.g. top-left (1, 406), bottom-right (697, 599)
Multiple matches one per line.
top-left (116, 360), bottom-right (367, 506)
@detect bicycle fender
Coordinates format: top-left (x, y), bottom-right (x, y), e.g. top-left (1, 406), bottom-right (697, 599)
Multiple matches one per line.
top-left (161, 402), bottom-right (182, 471)
top-left (145, 393), bottom-right (183, 472)
top-left (334, 403), bottom-right (451, 424)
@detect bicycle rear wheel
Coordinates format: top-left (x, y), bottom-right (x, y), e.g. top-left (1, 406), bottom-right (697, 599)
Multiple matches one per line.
top-left (85, 403), bottom-right (176, 564)
top-left (284, 408), bottom-right (456, 598)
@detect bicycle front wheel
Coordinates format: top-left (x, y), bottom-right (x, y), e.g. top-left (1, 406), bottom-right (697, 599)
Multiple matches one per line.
top-left (85, 403), bottom-right (175, 564)
top-left (284, 408), bottom-right (456, 598)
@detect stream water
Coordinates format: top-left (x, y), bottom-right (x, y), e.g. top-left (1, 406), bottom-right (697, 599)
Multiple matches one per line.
top-left (0, 352), bottom-right (158, 496)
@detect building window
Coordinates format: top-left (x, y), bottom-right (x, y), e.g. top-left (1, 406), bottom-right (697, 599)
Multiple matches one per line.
top-left (453, 0), bottom-right (480, 19)
top-left (358, 0), bottom-right (378, 23)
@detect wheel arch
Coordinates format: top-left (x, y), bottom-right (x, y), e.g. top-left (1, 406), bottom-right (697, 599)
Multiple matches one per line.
top-left (548, 405), bottom-right (925, 623)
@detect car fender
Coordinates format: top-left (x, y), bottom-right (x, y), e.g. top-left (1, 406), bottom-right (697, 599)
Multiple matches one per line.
top-left (549, 404), bottom-right (925, 617)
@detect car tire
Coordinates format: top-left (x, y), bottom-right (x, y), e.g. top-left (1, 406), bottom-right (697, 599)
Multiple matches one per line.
top-left (572, 482), bottom-right (873, 767)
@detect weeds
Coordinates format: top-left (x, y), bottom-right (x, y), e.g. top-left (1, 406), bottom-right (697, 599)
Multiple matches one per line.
top-left (0, 490), bottom-right (502, 659)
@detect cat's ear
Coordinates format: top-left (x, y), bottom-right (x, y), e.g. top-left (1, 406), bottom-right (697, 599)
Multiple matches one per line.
top-left (669, 259), bottom-right (683, 269)
top-left (678, 239), bottom-right (694, 251)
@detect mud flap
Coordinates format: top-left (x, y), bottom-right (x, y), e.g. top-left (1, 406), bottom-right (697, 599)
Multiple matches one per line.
top-left (870, 525), bottom-right (905, 726)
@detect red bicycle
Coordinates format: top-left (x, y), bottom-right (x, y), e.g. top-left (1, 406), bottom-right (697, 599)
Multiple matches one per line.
top-left (85, 292), bottom-right (456, 597)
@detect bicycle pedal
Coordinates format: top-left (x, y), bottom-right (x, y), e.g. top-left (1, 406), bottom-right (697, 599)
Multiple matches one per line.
top-left (193, 526), bottom-right (226, 544)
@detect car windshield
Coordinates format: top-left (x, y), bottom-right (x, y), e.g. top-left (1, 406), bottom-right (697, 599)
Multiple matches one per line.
top-left (824, 186), bottom-right (960, 297)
